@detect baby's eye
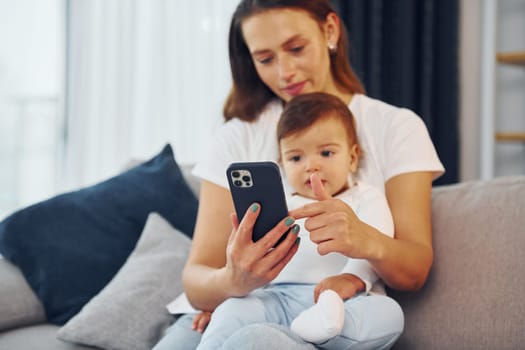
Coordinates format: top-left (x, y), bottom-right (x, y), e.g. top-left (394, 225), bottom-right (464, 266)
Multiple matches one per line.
top-left (289, 155), bottom-right (301, 162)
top-left (321, 150), bottom-right (333, 157)
top-left (290, 46), bottom-right (304, 54)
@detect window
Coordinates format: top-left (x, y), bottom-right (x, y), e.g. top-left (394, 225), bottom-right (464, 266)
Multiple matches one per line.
top-left (1, 1), bottom-right (239, 219)
top-left (0, 0), bottom-right (64, 219)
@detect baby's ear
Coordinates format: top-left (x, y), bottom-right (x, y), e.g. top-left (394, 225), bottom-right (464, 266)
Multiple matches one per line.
top-left (349, 144), bottom-right (360, 172)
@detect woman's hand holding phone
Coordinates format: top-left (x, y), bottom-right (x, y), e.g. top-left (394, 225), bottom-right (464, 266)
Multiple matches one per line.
top-left (223, 202), bottom-right (300, 297)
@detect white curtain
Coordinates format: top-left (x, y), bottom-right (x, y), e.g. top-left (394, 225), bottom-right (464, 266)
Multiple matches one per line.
top-left (64, 0), bottom-right (238, 189)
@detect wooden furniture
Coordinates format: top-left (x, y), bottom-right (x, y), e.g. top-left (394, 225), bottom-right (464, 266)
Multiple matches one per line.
top-left (494, 50), bottom-right (525, 143)
top-left (496, 50), bottom-right (525, 66)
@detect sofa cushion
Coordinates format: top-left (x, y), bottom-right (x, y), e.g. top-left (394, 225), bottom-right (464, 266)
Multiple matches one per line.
top-left (0, 258), bottom-right (46, 331)
top-left (0, 144), bottom-right (198, 325)
top-left (390, 176), bottom-right (525, 350)
top-left (57, 213), bottom-right (190, 350)
top-left (0, 324), bottom-right (96, 350)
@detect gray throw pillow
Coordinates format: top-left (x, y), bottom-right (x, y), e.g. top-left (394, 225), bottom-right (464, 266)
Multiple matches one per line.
top-left (0, 258), bottom-right (46, 331)
top-left (57, 212), bottom-right (190, 350)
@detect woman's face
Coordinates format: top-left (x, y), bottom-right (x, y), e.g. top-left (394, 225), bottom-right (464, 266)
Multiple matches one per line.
top-left (241, 9), bottom-right (340, 102)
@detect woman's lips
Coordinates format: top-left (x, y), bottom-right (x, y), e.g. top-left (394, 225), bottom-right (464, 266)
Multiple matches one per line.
top-left (282, 81), bottom-right (306, 97)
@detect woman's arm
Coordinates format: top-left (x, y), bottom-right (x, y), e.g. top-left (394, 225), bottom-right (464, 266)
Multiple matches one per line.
top-left (182, 180), bottom-right (234, 311)
top-left (182, 180), bottom-right (300, 311)
top-left (371, 171), bottom-right (434, 291)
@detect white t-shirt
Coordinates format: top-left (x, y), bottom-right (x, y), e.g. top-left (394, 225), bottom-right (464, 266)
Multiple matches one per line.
top-left (272, 182), bottom-right (394, 295)
top-left (193, 94), bottom-right (444, 192)
top-left (191, 94), bottom-right (444, 295)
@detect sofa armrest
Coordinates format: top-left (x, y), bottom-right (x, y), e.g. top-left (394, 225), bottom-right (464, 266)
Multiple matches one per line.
top-left (0, 257), bottom-right (46, 331)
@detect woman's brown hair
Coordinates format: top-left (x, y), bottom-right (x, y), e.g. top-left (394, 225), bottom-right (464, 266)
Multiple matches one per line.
top-left (223, 0), bottom-right (365, 122)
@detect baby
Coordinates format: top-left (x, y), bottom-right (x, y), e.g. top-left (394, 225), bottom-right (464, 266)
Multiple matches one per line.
top-left (276, 92), bottom-right (394, 343)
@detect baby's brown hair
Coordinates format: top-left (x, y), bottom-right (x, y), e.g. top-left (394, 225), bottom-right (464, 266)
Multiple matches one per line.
top-left (277, 92), bottom-right (360, 156)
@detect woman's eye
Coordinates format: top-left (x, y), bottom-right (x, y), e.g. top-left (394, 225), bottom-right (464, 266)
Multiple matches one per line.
top-left (321, 150), bottom-right (333, 157)
top-left (257, 57), bottom-right (273, 65)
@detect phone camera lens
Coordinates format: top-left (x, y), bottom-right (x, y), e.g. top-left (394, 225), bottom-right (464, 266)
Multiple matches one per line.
top-left (242, 175), bottom-right (251, 182)
top-left (234, 180), bottom-right (242, 187)
top-left (232, 171), bottom-right (240, 178)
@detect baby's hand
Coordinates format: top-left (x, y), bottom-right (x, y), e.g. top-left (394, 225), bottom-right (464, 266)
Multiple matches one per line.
top-left (192, 311), bottom-right (212, 333)
top-left (314, 273), bottom-right (365, 302)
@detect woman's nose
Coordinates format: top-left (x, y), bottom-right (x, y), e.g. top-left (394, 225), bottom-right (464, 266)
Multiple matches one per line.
top-left (278, 55), bottom-right (295, 81)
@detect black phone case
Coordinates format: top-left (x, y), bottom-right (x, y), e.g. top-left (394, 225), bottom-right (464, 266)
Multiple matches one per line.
top-left (227, 161), bottom-right (289, 243)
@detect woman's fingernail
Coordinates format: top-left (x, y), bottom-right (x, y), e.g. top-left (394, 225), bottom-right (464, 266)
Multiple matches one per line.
top-left (285, 217), bottom-right (294, 227)
top-left (292, 224), bottom-right (300, 234)
top-left (250, 203), bottom-right (259, 212)
top-left (295, 237), bottom-right (301, 245)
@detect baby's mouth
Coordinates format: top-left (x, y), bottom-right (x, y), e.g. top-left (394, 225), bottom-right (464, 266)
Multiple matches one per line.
top-left (305, 179), bottom-right (326, 189)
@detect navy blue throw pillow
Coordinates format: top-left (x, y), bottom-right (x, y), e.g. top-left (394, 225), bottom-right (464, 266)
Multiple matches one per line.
top-left (0, 144), bottom-right (198, 325)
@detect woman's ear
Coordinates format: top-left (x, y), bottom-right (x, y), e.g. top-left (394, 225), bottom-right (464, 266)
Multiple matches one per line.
top-left (324, 12), bottom-right (341, 49)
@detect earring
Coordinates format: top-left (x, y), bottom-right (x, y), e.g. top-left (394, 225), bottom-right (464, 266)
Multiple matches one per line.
top-left (328, 42), bottom-right (337, 54)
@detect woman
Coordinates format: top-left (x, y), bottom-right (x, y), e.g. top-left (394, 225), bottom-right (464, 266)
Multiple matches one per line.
top-left (154, 0), bottom-right (444, 349)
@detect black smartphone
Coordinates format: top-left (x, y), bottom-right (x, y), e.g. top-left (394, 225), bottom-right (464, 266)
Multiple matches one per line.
top-left (227, 161), bottom-right (289, 243)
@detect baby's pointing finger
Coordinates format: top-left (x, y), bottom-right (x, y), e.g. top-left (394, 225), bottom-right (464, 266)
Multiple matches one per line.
top-left (310, 172), bottom-right (332, 201)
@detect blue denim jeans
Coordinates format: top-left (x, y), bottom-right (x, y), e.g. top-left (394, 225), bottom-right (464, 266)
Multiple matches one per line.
top-left (153, 284), bottom-right (403, 350)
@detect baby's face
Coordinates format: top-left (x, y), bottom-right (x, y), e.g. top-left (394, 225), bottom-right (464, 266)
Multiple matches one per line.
top-left (280, 117), bottom-right (358, 199)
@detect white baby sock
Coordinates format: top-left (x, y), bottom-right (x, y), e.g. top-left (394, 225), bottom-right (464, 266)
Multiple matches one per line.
top-left (290, 289), bottom-right (345, 344)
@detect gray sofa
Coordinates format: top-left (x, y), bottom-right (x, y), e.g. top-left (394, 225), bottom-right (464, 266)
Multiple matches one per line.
top-left (1, 167), bottom-right (524, 350)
